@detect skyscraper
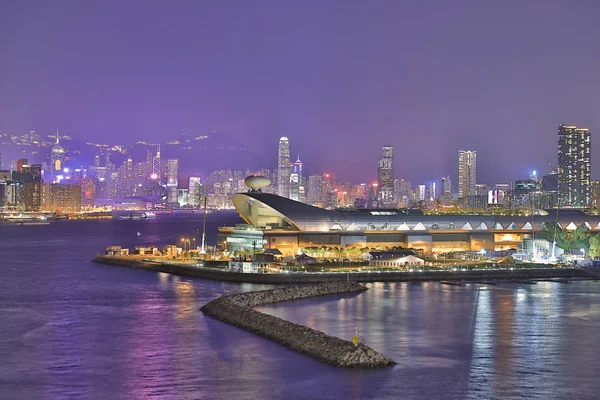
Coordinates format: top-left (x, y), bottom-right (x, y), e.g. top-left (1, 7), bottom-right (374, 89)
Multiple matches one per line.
top-left (440, 177), bottom-right (446, 199)
top-left (277, 137), bottom-right (291, 198)
top-left (289, 155), bottom-right (304, 202)
top-left (377, 146), bottom-right (394, 207)
top-left (557, 124), bottom-right (591, 208)
top-left (51, 133), bottom-right (65, 183)
top-left (458, 150), bottom-right (477, 198)
top-left (307, 174), bottom-right (323, 207)
top-left (165, 159), bottom-right (179, 205)
top-left (188, 176), bottom-right (202, 206)
top-left (418, 185), bottom-right (426, 201)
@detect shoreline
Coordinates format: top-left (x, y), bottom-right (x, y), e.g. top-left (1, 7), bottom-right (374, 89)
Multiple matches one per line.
top-left (92, 255), bottom-right (594, 283)
top-left (201, 282), bottom-right (396, 368)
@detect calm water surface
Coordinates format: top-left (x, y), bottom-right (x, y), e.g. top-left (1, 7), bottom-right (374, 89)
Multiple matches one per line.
top-left (1, 212), bottom-right (599, 399)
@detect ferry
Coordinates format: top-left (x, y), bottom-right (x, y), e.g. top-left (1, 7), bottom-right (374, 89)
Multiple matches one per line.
top-left (119, 212), bottom-right (156, 220)
top-left (17, 219), bottom-right (51, 226)
top-left (148, 208), bottom-right (173, 214)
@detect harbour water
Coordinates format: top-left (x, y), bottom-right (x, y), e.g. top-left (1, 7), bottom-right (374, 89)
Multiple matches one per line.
top-left (1, 212), bottom-right (599, 399)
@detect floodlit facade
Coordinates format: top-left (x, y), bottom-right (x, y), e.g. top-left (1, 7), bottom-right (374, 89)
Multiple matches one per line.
top-left (42, 183), bottom-right (81, 213)
top-left (188, 177), bottom-right (202, 206)
top-left (165, 159), bottom-right (179, 205)
top-left (377, 146), bottom-right (394, 207)
top-left (277, 137), bottom-right (291, 198)
top-left (558, 124), bottom-right (591, 208)
top-left (458, 150), bottom-right (476, 198)
top-left (290, 156), bottom-right (304, 202)
top-left (50, 134), bottom-right (65, 183)
top-left (226, 191), bottom-right (600, 256)
top-left (307, 174), bottom-right (323, 207)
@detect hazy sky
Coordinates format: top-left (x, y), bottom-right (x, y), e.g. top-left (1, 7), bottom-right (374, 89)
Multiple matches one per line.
top-left (1, 0), bottom-right (599, 184)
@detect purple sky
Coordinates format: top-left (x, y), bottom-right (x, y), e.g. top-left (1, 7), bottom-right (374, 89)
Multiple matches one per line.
top-left (1, 0), bottom-right (599, 185)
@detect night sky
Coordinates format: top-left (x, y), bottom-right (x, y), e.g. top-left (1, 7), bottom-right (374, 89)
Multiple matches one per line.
top-left (1, 1), bottom-right (599, 185)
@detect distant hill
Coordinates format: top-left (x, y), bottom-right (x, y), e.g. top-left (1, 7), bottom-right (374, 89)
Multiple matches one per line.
top-left (0, 130), bottom-right (269, 174)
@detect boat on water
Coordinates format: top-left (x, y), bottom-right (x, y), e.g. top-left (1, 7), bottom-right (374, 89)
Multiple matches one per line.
top-left (119, 212), bottom-right (156, 220)
top-left (1, 214), bottom-right (50, 225)
top-left (148, 208), bottom-right (173, 214)
top-left (17, 220), bottom-right (51, 226)
top-left (49, 213), bottom-right (69, 220)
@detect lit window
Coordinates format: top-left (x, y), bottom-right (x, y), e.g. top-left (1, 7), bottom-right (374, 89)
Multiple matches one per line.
top-left (507, 222), bottom-right (519, 230)
top-left (476, 222), bottom-right (488, 230)
top-left (413, 222), bottom-right (426, 231)
top-left (565, 222), bottom-right (577, 230)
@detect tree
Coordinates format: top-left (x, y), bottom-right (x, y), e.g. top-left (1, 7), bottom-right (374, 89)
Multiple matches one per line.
top-left (537, 221), bottom-right (573, 251)
top-left (572, 224), bottom-right (591, 251)
top-left (589, 234), bottom-right (600, 258)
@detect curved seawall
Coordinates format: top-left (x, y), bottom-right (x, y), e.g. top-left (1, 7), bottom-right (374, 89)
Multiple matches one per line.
top-left (201, 282), bottom-right (396, 368)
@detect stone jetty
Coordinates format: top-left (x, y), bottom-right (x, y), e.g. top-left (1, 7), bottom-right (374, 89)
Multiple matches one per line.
top-left (201, 282), bottom-right (396, 368)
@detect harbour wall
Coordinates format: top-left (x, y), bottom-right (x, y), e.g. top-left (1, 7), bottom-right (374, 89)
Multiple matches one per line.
top-left (92, 255), bottom-right (591, 283)
top-left (201, 281), bottom-right (395, 368)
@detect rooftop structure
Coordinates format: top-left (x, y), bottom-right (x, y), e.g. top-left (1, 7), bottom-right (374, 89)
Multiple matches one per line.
top-left (229, 190), bottom-right (600, 255)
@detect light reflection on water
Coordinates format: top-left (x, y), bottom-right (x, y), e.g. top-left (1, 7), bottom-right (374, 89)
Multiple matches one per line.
top-left (0, 217), bottom-right (599, 399)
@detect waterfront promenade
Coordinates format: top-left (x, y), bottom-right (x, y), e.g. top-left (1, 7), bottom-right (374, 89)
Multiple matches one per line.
top-left (92, 255), bottom-right (592, 284)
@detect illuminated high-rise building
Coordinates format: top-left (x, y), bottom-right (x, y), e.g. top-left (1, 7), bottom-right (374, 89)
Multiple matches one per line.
top-left (558, 124), bottom-right (591, 208)
top-left (42, 183), bottom-right (81, 213)
top-left (50, 133), bottom-right (65, 183)
top-left (117, 157), bottom-right (134, 197)
top-left (418, 185), bottom-right (426, 201)
top-left (277, 137), bottom-right (291, 198)
top-left (289, 155), bottom-right (304, 202)
top-left (188, 176), bottom-right (202, 206)
top-left (307, 174), bottom-right (323, 207)
top-left (165, 159), bottom-right (179, 205)
top-left (377, 146), bottom-right (394, 207)
top-left (23, 182), bottom-right (43, 211)
top-left (440, 177), bottom-right (446, 199)
top-left (458, 150), bottom-right (477, 198)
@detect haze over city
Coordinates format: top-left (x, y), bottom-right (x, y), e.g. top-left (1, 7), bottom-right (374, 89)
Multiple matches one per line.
top-left (2, 0), bottom-right (600, 184)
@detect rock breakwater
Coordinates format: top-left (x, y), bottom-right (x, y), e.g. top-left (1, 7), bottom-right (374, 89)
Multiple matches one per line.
top-left (201, 281), bottom-right (396, 368)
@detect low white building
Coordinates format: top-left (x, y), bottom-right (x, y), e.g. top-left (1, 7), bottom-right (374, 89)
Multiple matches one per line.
top-left (229, 261), bottom-right (258, 273)
top-left (367, 251), bottom-right (424, 268)
top-left (105, 246), bottom-right (130, 256)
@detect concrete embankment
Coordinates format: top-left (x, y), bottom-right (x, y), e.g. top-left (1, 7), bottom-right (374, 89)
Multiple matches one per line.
top-left (201, 282), bottom-right (396, 368)
top-left (92, 255), bottom-right (591, 283)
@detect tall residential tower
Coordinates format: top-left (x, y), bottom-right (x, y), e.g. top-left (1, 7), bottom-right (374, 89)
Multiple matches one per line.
top-left (377, 146), bottom-right (394, 207)
top-left (458, 150), bottom-right (477, 198)
top-left (557, 124), bottom-right (591, 208)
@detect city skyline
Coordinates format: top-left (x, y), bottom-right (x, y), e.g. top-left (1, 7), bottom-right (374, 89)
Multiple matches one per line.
top-left (0, 126), bottom-right (592, 190)
top-left (3, 3), bottom-right (600, 399)
top-left (1, 1), bottom-right (600, 184)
